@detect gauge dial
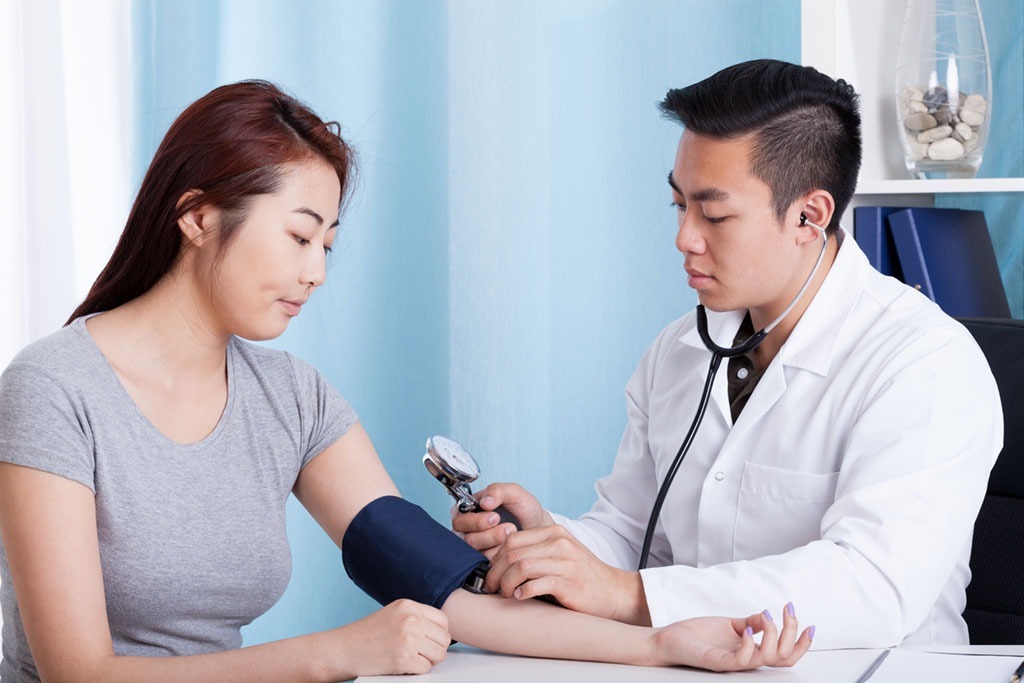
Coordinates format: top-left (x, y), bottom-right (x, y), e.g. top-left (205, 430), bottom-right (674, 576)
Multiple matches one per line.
top-left (427, 435), bottom-right (481, 480)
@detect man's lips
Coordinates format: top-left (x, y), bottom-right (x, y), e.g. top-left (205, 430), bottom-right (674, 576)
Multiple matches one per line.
top-left (685, 268), bottom-right (713, 288)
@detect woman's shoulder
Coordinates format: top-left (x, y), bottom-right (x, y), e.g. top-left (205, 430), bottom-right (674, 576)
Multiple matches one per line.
top-left (4, 318), bottom-right (96, 381)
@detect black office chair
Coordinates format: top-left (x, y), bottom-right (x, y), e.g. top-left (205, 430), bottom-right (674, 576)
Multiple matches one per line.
top-left (960, 317), bottom-right (1024, 644)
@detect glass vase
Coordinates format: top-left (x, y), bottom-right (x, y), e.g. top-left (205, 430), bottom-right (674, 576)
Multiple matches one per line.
top-left (895, 0), bottom-right (991, 179)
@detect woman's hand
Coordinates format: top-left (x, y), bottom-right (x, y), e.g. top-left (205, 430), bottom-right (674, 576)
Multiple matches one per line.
top-left (332, 599), bottom-right (452, 676)
top-left (649, 603), bottom-right (813, 671)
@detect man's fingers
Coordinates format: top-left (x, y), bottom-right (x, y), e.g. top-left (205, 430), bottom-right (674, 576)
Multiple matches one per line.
top-left (451, 509), bottom-right (498, 533)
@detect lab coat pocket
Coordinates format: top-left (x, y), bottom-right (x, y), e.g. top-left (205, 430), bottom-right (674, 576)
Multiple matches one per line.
top-left (733, 463), bottom-right (839, 561)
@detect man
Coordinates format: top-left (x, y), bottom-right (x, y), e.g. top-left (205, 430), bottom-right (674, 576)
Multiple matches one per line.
top-left (453, 59), bottom-right (1002, 649)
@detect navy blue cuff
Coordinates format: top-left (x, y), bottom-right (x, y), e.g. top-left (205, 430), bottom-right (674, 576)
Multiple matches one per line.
top-left (342, 495), bottom-right (488, 608)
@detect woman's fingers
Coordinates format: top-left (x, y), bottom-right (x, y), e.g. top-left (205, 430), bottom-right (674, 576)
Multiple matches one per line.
top-left (757, 602), bottom-right (815, 667)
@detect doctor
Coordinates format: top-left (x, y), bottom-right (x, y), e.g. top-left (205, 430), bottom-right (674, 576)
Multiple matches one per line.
top-left (453, 59), bottom-right (1003, 649)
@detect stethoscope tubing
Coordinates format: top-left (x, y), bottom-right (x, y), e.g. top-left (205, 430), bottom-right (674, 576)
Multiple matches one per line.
top-left (637, 352), bottom-right (722, 569)
top-left (636, 221), bottom-right (830, 571)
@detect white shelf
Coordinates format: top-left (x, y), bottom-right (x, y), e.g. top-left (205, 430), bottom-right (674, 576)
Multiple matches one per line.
top-left (856, 178), bottom-right (1024, 195)
top-left (802, 0), bottom-right (1024, 203)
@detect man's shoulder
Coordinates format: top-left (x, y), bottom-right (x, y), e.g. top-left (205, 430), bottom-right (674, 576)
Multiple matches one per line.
top-left (858, 270), bottom-right (979, 348)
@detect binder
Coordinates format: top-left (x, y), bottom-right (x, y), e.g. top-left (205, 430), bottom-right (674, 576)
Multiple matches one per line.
top-left (887, 208), bottom-right (1011, 318)
top-left (852, 206), bottom-right (906, 279)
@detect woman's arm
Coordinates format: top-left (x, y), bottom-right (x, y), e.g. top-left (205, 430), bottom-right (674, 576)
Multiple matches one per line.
top-left (443, 590), bottom-right (809, 671)
top-left (295, 426), bottom-right (812, 672)
top-left (0, 436), bottom-right (448, 683)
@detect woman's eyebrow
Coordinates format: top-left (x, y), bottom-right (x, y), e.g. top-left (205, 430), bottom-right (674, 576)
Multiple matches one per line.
top-left (292, 207), bottom-right (340, 228)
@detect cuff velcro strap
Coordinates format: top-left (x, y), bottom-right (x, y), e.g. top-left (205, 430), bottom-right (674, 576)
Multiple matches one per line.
top-left (342, 495), bottom-right (488, 608)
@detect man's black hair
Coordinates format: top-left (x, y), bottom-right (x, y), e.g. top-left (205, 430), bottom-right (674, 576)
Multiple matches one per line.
top-left (660, 59), bottom-right (862, 234)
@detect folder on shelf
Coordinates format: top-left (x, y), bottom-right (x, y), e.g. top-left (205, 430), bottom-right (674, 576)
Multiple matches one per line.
top-left (852, 206), bottom-right (906, 279)
top-left (887, 207), bottom-right (1011, 318)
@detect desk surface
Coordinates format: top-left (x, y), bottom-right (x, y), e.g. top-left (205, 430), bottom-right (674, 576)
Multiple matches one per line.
top-left (358, 644), bottom-right (1024, 682)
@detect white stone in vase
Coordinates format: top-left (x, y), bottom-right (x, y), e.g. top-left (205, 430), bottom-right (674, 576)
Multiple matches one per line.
top-left (928, 137), bottom-right (965, 160)
top-left (904, 112), bottom-right (938, 131)
top-left (918, 124), bottom-right (953, 143)
top-left (959, 108), bottom-right (985, 126)
top-left (906, 139), bottom-right (930, 160)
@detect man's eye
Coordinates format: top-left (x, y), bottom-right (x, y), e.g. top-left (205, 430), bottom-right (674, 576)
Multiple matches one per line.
top-left (704, 216), bottom-right (727, 224)
top-left (671, 201), bottom-right (686, 212)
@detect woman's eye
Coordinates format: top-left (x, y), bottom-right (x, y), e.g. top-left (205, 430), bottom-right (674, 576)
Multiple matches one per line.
top-left (293, 235), bottom-right (310, 246)
top-left (323, 245), bottom-right (333, 255)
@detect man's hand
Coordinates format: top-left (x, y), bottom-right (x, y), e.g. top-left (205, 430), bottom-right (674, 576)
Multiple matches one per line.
top-left (451, 482), bottom-right (551, 558)
top-left (485, 524), bottom-right (652, 625)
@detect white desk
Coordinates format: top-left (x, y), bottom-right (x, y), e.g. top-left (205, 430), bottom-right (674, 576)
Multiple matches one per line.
top-left (359, 644), bottom-right (1024, 682)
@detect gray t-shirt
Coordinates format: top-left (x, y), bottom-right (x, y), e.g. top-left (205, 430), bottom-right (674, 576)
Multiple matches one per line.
top-left (0, 316), bottom-right (357, 681)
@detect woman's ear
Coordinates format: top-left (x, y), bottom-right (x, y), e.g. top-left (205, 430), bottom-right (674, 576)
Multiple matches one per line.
top-left (176, 190), bottom-right (216, 247)
top-left (794, 190), bottom-right (835, 243)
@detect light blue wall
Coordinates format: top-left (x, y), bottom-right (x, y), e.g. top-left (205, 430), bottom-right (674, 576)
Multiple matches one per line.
top-left (127, 0), bottom-right (1018, 646)
top-left (130, 0), bottom-right (801, 644)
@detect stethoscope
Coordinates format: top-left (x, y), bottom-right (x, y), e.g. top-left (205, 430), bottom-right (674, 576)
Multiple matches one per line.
top-left (421, 217), bottom-right (831, 574)
top-left (637, 215), bottom-right (830, 569)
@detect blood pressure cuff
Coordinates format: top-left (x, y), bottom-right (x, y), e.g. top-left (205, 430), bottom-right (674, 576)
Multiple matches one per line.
top-left (342, 495), bottom-right (488, 608)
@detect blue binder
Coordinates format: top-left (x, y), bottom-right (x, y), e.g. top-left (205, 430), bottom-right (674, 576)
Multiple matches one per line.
top-left (887, 208), bottom-right (1011, 318)
top-left (852, 206), bottom-right (906, 278)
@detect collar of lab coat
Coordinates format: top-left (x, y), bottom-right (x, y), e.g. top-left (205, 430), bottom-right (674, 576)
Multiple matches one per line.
top-left (677, 228), bottom-right (869, 378)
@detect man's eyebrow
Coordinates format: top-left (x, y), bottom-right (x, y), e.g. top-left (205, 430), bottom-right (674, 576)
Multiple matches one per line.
top-left (666, 172), bottom-right (729, 202)
top-left (293, 207), bottom-right (340, 228)
top-left (667, 172), bottom-right (682, 195)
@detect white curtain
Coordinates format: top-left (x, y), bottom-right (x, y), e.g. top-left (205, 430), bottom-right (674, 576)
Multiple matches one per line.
top-left (0, 0), bottom-right (133, 370)
top-left (0, 0), bottom-right (133, 647)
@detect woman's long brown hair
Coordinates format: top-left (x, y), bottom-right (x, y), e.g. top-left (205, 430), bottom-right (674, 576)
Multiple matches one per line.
top-left (67, 80), bottom-right (354, 324)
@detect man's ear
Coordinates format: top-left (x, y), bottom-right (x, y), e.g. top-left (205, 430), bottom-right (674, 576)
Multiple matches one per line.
top-left (794, 190), bottom-right (835, 243)
top-left (176, 190), bottom-right (216, 247)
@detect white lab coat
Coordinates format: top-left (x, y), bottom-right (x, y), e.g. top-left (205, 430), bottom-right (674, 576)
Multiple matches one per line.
top-left (552, 231), bottom-right (1002, 649)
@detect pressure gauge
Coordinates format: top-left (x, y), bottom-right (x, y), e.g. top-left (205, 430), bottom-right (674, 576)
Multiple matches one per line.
top-left (423, 435), bottom-right (521, 528)
top-left (423, 435), bottom-right (481, 512)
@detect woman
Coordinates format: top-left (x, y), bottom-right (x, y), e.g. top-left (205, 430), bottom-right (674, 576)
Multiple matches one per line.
top-left (0, 80), bottom-right (812, 682)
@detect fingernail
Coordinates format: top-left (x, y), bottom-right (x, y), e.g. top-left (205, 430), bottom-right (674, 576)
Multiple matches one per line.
top-left (808, 625), bottom-right (816, 640)
top-left (762, 609), bottom-right (773, 622)
top-left (745, 626), bottom-right (753, 637)
top-left (486, 513), bottom-right (499, 525)
top-left (504, 525), bottom-right (514, 536)
top-left (513, 588), bottom-right (523, 599)
top-left (786, 602), bottom-right (795, 617)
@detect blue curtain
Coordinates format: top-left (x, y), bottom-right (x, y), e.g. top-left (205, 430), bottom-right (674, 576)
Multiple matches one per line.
top-left (128, 0), bottom-right (936, 644)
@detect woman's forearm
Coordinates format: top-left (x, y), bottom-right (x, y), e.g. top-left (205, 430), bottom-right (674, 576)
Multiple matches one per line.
top-left (49, 631), bottom-right (342, 683)
top-left (442, 590), bottom-right (657, 666)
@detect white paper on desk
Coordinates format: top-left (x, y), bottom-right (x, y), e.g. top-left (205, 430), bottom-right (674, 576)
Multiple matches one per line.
top-left (864, 649), bottom-right (1020, 683)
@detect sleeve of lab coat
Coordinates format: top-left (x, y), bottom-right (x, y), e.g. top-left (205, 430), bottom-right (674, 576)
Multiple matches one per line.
top-left (636, 326), bottom-right (1002, 649)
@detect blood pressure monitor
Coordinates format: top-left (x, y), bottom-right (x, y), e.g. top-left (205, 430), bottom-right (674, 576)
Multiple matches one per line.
top-left (423, 435), bottom-right (520, 528)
